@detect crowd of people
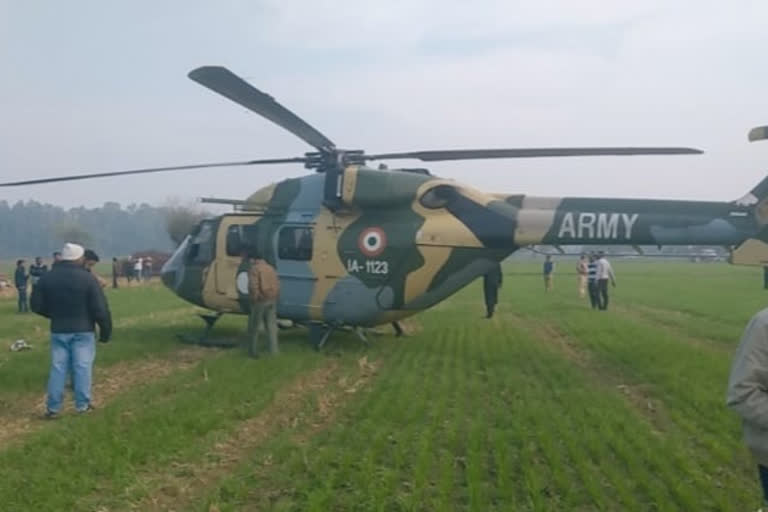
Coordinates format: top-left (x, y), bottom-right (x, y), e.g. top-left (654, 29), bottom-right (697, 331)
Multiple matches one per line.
top-left (534, 252), bottom-right (617, 309)
top-left (480, 252), bottom-right (618, 319)
top-left (13, 253), bottom-right (159, 313)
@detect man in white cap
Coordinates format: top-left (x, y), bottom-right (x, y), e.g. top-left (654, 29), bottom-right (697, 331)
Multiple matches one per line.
top-left (31, 242), bottom-right (112, 418)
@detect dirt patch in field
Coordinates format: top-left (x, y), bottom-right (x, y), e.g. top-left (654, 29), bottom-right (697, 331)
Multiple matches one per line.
top-left (507, 313), bottom-right (672, 434)
top-left (0, 347), bottom-right (216, 449)
top-left (122, 355), bottom-right (380, 512)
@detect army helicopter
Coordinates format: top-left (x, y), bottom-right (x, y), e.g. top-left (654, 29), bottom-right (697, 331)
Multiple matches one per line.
top-left (4, 66), bottom-right (768, 347)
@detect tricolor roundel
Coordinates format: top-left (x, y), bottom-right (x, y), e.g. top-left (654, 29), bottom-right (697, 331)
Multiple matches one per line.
top-left (358, 227), bottom-right (387, 257)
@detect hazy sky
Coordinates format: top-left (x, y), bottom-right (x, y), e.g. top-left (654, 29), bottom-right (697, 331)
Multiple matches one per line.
top-left (2, 1), bottom-right (767, 208)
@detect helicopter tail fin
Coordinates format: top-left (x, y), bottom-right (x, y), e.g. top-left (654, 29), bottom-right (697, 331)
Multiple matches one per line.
top-left (729, 174), bottom-right (768, 266)
top-left (731, 127), bottom-right (768, 213)
top-left (734, 175), bottom-right (768, 210)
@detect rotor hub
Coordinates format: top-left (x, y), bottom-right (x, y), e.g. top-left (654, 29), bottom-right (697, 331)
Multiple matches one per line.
top-left (304, 149), bottom-right (366, 171)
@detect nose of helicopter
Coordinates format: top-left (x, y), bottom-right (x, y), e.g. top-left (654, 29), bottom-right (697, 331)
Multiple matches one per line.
top-left (161, 237), bottom-right (188, 290)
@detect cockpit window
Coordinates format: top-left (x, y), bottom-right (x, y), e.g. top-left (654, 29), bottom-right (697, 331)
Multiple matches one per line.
top-left (226, 224), bottom-right (260, 257)
top-left (186, 220), bottom-right (215, 264)
top-left (420, 185), bottom-right (458, 209)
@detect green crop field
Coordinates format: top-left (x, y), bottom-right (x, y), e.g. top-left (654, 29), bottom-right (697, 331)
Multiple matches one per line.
top-left (0, 262), bottom-right (766, 511)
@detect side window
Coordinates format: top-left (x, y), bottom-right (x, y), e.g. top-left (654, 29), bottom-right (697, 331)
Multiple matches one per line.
top-left (226, 225), bottom-right (242, 257)
top-left (226, 224), bottom-right (261, 257)
top-left (278, 226), bottom-right (313, 261)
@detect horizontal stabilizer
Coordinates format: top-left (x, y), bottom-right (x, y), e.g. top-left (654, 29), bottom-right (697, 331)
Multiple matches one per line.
top-left (730, 238), bottom-right (768, 266)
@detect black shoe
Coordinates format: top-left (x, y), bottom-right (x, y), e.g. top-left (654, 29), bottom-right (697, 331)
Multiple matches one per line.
top-left (43, 410), bottom-right (59, 420)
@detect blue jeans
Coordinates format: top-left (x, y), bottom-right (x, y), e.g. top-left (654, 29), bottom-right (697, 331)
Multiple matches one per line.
top-left (46, 332), bottom-right (96, 413)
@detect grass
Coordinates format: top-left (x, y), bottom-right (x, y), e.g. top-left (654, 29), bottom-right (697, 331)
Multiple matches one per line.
top-left (0, 261), bottom-right (764, 511)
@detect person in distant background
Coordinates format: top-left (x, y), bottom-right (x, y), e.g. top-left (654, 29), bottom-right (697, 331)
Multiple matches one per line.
top-left (587, 253), bottom-right (599, 309)
top-left (543, 255), bottom-right (555, 292)
top-left (483, 262), bottom-right (503, 319)
top-left (14, 259), bottom-right (29, 313)
top-left (576, 254), bottom-right (589, 298)
top-left (595, 251), bottom-right (616, 310)
top-left (112, 257), bottom-right (120, 289)
top-left (133, 257), bottom-right (143, 283)
top-left (143, 256), bottom-right (153, 281)
top-left (29, 256), bottom-right (48, 291)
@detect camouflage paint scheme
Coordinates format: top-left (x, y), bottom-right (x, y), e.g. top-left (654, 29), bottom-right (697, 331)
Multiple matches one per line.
top-left (161, 165), bottom-right (768, 328)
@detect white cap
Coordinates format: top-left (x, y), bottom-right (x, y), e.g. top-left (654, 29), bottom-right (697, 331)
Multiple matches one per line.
top-left (60, 243), bottom-right (85, 261)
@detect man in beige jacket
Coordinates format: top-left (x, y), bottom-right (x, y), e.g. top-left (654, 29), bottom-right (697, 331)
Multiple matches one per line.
top-left (727, 308), bottom-right (768, 508)
top-left (246, 247), bottom-right (280, 358)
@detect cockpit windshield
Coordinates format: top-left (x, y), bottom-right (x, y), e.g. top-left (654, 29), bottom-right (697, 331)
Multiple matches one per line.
top-left (185, 220), bottom-right (216, 265)
top-left (162, 235), bottom-right (190, 275)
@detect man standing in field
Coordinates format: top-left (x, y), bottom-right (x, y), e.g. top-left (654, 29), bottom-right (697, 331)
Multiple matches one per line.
top-left (143, 256), bottom-right (153, 281)
top-left (246, 246), bottom-right (280, 357)
top-left (29, 256), bottom-right (48, 292)
top-left (587, 253), bottom-right (599, 309)
top-left (52, 251), bottom-right (62, 268)
top-left (83, 249), bottom-right (108, 288)
top-left (595, 251), bottom-right (616, 310)
top-left (133, 257), bottom-right (143, 283)
top-left (111, 257), bottom-right (120, 289)
top-left (576, 254), bottom-right (588, 298)
top-left (31, 243), bottom-right (112, 418)
top-left (483, 262), bottom-right (503, 318)
top-left (14, 259), bottom-right (29, 313)
top-left (543, 255), bottom-right (554, 292)
top-left (727, 309), bottom-right (768, 510)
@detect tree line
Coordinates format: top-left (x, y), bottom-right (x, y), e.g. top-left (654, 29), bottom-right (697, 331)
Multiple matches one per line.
top-left (0, 200), bottom-right (210, 259)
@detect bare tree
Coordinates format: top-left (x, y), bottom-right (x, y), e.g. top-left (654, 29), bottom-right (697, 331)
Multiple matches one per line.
top-left (54, 222), bottom-right (93, 247)
top-left (164, 199), bottom-right (211, 246)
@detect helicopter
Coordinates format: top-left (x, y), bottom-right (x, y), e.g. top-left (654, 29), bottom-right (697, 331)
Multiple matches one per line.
top-left (3, 66), bottom-right (768, 347)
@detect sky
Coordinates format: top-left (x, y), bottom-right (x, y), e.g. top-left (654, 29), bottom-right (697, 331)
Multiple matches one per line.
top-left (1, 1), bottom-right (767, 208)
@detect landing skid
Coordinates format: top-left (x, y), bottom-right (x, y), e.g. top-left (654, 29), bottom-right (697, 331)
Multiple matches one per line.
top-left (177, 312), bottom-right (239, 348)
top-left (309, 323), bottom-right (335, 350)
top-left (307, 323), bottom-right (371, 350)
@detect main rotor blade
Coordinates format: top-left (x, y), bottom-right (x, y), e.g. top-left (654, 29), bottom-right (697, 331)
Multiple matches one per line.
top-left (749, 126), bottom-right (768, 142)
top-left (188, 66), bottom-right (335, 151)
top-left (366, 147), bottom-right (703, 162)
top-left (0, 157), bottom-right (306, 187)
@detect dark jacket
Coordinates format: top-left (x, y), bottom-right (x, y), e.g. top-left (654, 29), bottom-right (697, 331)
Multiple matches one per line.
top-left (29, 264), bottom-right (47, 286)
top-left (31, 261), bottom-right (112, 341)
top-left (14, 267), bottom-right (28, 288)
top-left (29, 263), bottom-right (47, 278)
